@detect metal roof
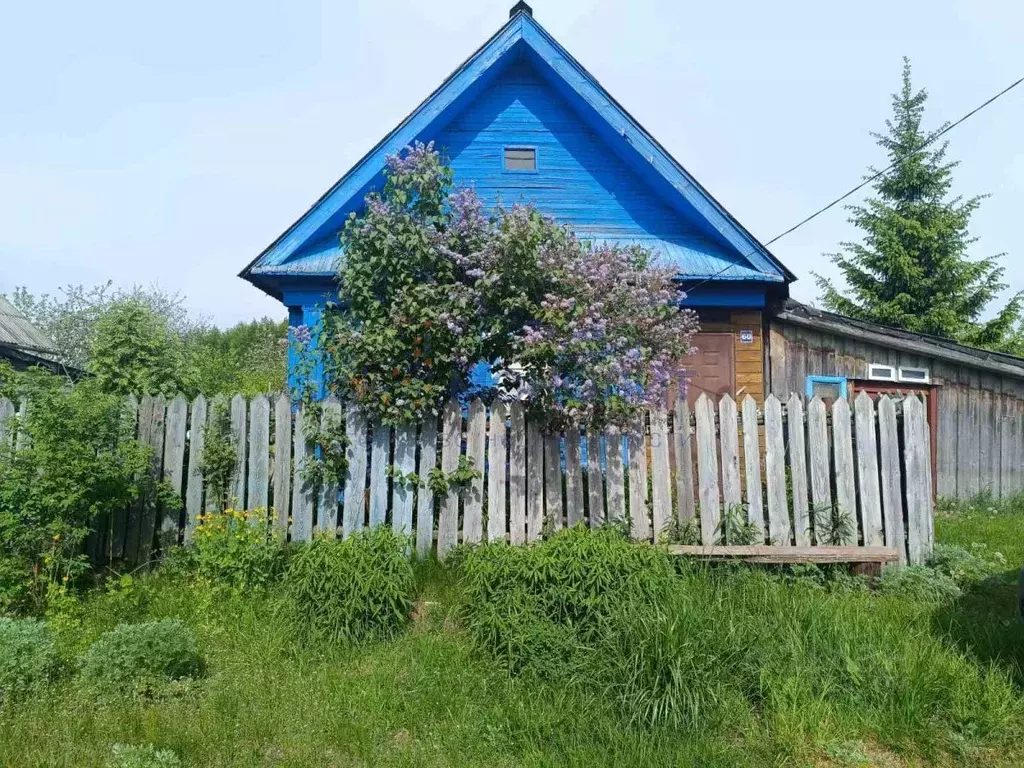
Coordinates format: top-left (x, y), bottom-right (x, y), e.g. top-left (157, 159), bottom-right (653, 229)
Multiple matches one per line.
top-left (0, 295), bottom-right (56, 355)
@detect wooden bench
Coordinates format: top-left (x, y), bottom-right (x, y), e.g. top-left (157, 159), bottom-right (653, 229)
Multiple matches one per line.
top-left (665, 545), bottom-right (901, 576)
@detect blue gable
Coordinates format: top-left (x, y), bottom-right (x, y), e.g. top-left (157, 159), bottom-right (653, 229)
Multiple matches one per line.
top-left (241, 5), bottom-right (794, 305)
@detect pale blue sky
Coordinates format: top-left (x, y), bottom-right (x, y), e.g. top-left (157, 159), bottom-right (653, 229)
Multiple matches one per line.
top-left (2, 0), bottom-right (1022, 326)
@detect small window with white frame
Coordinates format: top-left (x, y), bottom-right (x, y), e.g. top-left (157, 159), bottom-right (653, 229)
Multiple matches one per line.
top-left (898, 366), bottom-right (930, 384)
top-left (868, 363), bottom-right (896, 381)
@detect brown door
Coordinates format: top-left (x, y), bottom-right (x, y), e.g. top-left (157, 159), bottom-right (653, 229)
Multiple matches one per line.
top-left (678, 332), bottom-right (735, 407)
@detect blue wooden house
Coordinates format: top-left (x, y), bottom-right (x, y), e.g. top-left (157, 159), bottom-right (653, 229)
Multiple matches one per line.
top-left (240, 2), bottom-right (795, 405)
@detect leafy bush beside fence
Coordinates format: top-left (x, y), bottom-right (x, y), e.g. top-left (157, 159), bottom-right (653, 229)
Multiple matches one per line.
top-left (0, 618), bottom-right (58, 704)
top-left (285, 526), bottom-right (414, 644)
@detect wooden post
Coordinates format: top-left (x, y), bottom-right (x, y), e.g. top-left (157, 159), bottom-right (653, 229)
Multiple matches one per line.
top-left (161, 394), bottom-right (188, 542)
top-left (183, 395), bottom-right (206, 543)
top-left (673, 398), bottom-right (696, 524)
top-left (508, 402), bottom-right (526, 544)
top-left (246, 394), bottom-right (270, 523)
top-left (806, 397), bottom-right (831, 544)
top-left (290, 404), bottom-right (315, 542)
top-left (342, 403), bottom-right (368, 539)
top-left (526, 418), bottom-right (544, 541)
top-left (229, 395), bottom-right (247, 509)
top-left (368, 424), bottom-right (392, 528)
top-left (605, 427), bottom-right (626, 527)
top-left (318, 398), bottom-right (342, 534)
top-left (650, 407), bottom-right (672, 540)
top-left (272, 394), bottom-right (292, 532)
top-left (787, 394), bottom-right (810, 547)
top-left (854, 392), bottom-right (883, 547)
top-left (877, 396), bottom-right (906, 563)
top-left (694, 394), bottom-right (720, 545)
top-left (564, 425), bottom-right (585, 527)
top-left (464, 398), bottom-right (486, 544)
top-left (832, 398), bottom-right (857, 545)
top-left (437, 398), bottom-right (461, 557)
top-left (415, 416), bottom-right (438, 555)
top-left (586, 426), bottom-right (605, 527)
top-left (764, 394), bottom-right (789, 545)
top-left (627, 412), bottom-right (649, 541)
top-left (393, 423), bottom-right (416, 538)
top-left (904, 395), bottom-right (933, 564)
top-left (740, 395), bottom-right (764, 541)
top-left (718, 396), bottom-right (741, 514)
top-left (487, 402), bottom-right (508, 542)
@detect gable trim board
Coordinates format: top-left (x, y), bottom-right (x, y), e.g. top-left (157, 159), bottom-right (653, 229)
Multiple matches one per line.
top-left (240, 8), bottom-right (794, 302)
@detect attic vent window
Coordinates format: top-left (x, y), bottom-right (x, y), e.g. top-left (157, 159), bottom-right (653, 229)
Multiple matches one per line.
top-left (504, 147), bottom-right (536, 171)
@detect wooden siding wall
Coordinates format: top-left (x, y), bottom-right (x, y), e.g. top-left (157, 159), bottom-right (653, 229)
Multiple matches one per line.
top-left (698, 310), bottom-right (765, 404)
top-left (768, 320), bottom-right (1024, 500)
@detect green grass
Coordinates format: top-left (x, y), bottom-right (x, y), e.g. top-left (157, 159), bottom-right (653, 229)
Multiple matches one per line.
top-left (2, 501), bottom-right (1024, 767)
top-left (934, 494), bottom-right (1024, 690)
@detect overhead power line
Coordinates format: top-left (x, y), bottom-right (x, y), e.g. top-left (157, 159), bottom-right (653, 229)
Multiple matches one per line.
top-left (684, 73), bottom-right (1024, 296)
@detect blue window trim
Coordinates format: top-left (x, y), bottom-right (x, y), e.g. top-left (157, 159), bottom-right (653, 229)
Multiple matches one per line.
top-left (805, 375), bottom-right (848, 399)
top-left (503, 145), bottom-right (539, 174)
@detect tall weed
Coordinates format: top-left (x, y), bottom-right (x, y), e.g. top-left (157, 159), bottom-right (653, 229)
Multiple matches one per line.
top-left (285, 526), bottom-right (414, 644)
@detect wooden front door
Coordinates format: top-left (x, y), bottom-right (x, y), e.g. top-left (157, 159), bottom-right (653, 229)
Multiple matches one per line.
top-left (681, 332), bottom-right (735, 406)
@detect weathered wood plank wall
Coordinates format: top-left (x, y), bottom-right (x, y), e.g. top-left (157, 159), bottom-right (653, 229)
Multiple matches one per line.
top-left (769, 319), bottom-right (1024, 500)
top-left (0, 392), bottom-right (935, 566)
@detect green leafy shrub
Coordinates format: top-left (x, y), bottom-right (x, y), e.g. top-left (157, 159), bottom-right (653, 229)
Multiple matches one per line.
top-left (186, 508), bottom-right (285, 589)
top-left (80, 620), bottom-right (203, 697)
top-left (0, 617), bottom-right (58, 703)
top-left (285, 526), bottom-right (414, 644)
top-left (107, 743), bottom-right (183, 768)
top-left (0, 370), bottom-right (153, 614)
top-left (929, 543), bottom-right (1007, 587)
top-left (457, 526), bottom-right (674, 676)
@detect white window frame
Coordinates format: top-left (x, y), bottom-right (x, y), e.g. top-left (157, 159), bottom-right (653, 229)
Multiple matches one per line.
top-left (898, 366), bottom-right (931, 384)
top-left (867, 363), bottom-right (897, 381)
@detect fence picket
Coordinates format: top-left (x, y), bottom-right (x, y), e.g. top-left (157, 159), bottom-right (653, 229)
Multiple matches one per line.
top-left (587, 427), bottom-right (605, 527)
top-left (605, 427), bottom-right (626, 527)
top-left (740, 395), bottom-right (764, 541)
top-left (136, 395), bottom-right (166, 564)
top-left (342, 404), bottom-right (368, 539)
top-left (318, 398), bottom-right (342, 534)
top-left (272, 394), bottom-right (292, 531)
top-left (437, 399), bottom-right (461, 557)
top-left (564, 425), bottom-right (585, 527)
top-left (15, 398), bottom-right (28, 451)
top-left (229, 395), bottom-right (247, 509)
top-left (161, 395), bottom-right (188, 543)
top-left (854, 392), bottom-right (883, 547)
top-left (111, 396), bottom-right (139, 559)
top-left (508, 403), bottom-right (526, 544)
top-left (877, 396), bottom-right (905, 562)
top-left (415, 416), bottom-right (438, 555)
top-left (806, 397), bottom-right (831, 543)
top-left (369, 424), bottom-right (391, 528)
top-left (673, 398), bottom-right (696, 523)
top-left (544, 432), bottom-right (563, 532)
top-left (719, 396), bottom-right (741, 514)
top-left (831, 398), bottom-right (857, 545)
top-left (628, 413), bottom-right (649, 541)
top-left (487, 402), bottom-right (508, 542)
top-left (393, 424), bottom-right (416, 537)
top-left (183, 395), bottom-right (206, 542)
top-left (764, 395), bottom-right (789, 545)
top-left (694, 394), bottom-right (720, 545)
top-left (650, 408), bottom-right (672, 539)
top-left (205, 397), bottom-right (226, 515)
top-left (904, 396), bottom-right (932, 564)
top-left (787, 394), bottom-right (810, 547)
top-left (290, 405), bottom-right (314, 542)
top-left (0, 397), bottom-right (14, 449)
top-left (246, 395), bottom-right (270, 523)
top-left (526, 419), bottom-right (544, 541)
top-left (464, 399), bottom-right (486, 545)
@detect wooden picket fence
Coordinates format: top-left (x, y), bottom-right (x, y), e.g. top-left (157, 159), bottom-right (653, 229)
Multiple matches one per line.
top-left (0, 390), bottom-right (934, 566)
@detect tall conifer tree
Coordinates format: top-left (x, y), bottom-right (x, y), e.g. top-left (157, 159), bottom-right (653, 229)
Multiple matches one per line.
top-left (816, 59), bottom-right (1022, 352)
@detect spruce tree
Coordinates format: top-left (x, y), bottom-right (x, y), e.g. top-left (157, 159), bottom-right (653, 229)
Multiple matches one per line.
top-left (815, 59), bottom-right (1022, 352)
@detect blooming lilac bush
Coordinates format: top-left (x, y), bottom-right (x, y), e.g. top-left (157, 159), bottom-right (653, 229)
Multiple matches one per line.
top-left (318, 142), bottom-right (698, 428)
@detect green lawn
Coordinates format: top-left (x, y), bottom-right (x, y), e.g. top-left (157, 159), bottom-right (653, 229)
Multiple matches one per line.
top-left (2, 504), bottom-right (1024, 768)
